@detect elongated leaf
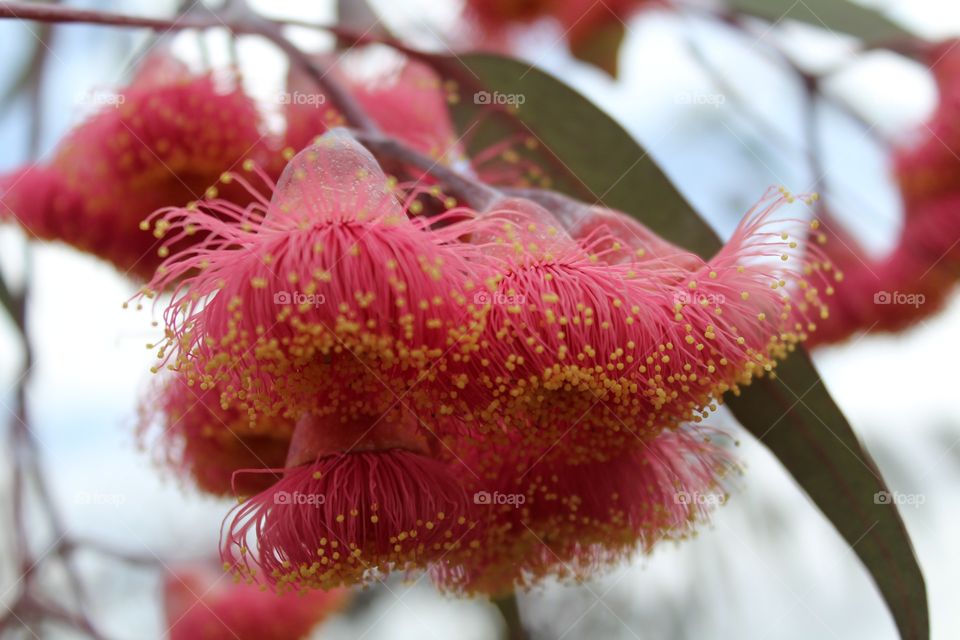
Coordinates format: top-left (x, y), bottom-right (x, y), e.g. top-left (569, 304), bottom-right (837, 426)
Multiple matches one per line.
top-left (570, 20), bottom-right (626, 78)
top-left (730, 0), bottom-right (913, 44)
top-left (430, 54), bottom-right (721, 257)
top-left (727, 354), bottom-right (928, 640)
top-left (432, 52), bottom-right (928, 639)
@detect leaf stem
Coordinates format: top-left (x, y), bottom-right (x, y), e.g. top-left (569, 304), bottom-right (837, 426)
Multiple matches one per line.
top-left (493, 593), bottom-right (527, 640)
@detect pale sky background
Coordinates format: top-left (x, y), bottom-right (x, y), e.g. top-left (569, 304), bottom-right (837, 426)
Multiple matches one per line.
top-left (0, 1), bottom-right (959, 638)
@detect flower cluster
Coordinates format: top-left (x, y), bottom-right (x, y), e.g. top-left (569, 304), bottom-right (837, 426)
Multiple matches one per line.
top-left (0, 53), bottom-right (458, 279)
top-left (0, 7), bottom-right (933, 637)
top-left (138, 126), bottom-right (832, 595)
top-left (0, 54), bottom-right (273, 279)
top-left (140, 375), bottom-right (292, 497)
top-left (6, 42), bottom-right (838, 600)
top-left (461, 0), bottom-right (665, 75)
top-left (164, 564), bottom-right (347, 639)
top-left (809, 39), bottom-right (960, 345)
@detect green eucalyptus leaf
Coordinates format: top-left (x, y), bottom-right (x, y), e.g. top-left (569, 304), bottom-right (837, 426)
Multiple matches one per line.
top-left (729, 0), bottom-right (914, 44)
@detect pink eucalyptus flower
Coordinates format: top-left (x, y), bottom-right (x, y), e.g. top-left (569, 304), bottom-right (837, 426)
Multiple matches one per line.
top-left (164, 563), bottom-right (348, 640)
top-left (0, 53), bottom-right (275, 279)
top-left (804, 209), bottom-right (953, 346)
top-left (440, 190), bottom-right (831, 465)
top-left (895, 39), bottom-right (960, 207)
top-left (140, 375), bottom-right (292, 497)
top-left (141, 130), bottom-right (486, 425)
top-left (804, 40), bottom-right (960, 346)
top-left (435, 426), bottom-right (734, 595)
top-left (223, 410), bottom-right (475, 592)
top-left (141, 131), bottom-right (487, 593)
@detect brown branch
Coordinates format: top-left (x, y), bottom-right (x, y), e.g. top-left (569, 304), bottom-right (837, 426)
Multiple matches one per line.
top-left (245, 16), bottom-right (381, 133)
top-left (65, 538), bottom-right (164, 568)
top-left (0, 271), bottom-right (20, 330)
top-left (0, 1), bottom-right (398, 133)
top-left (0, 1), bottom-right (228, 30)
top-left (0, 2), bottom-right (433, 68)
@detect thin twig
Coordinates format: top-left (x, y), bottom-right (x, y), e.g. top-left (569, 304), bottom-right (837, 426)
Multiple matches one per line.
top-left (65, 538), bottom-right (164, 568)
top-left (0, 1), bottom-right (395, 133)
top-left (0, 1), bottom-right (223, 30)
top-left (248, 17), bottom-right (381, 133)
top-left (0, 271), bottom-right (20, 330)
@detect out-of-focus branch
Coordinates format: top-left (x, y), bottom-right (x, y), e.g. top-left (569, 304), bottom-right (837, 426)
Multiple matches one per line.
top-left (0, 590), bottom-right (108, 639)
top-left (2, 279), bottom-right (103, 637)
top-left (0, 271), bottom-right (21, 330)
top-left (0, 1), bottom-right (224, 30)
top-left (0, 1), bottom-right (435, 76)
top-left (0, 21), bottom-right (51, 117)
top-left (336, 0), bottom-right (389, 39)
top-left (0, 1), bottom-right (398, 133)
top-left (801, 74), bottom-right (828, 211)
top-left (65, 538), bottom-right (164, 568)
top-left (680, 28), bottom-right (813, 160)
top-left (0, 9), bottom-right (109, 638)
top-left (247, 17), bottom-right (381, 133)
